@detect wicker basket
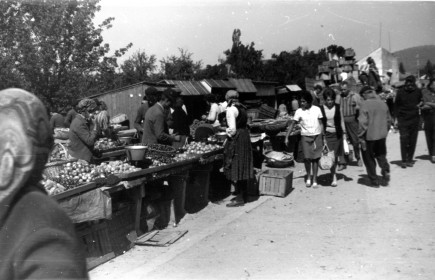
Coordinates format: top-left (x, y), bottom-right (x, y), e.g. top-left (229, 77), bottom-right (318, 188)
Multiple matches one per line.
top-left (263, 120), bottom-right (290, 135)
top-left (48, 143), bottom-right (71, 162)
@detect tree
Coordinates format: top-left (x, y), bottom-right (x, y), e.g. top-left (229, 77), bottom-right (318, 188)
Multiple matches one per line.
top-left (421, 59), bottom-right (433, 78)
top-left (159, 48), bottom-right (202, 80)
top-left (120, 49), bottom-right (157, 84)
top-left (0, 0), bottom-right (131, 109)
top-left (261, 47), bottom-right (328, 86)
top-left (399, 62), bottom-right (406, 74)
top-left (224, 41), bottom-right (263, 79)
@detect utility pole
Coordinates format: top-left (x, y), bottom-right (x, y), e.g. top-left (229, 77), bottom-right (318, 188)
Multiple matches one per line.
top-left (379, 22), bottom-right (382, 48)
top-left (388, 31), bottom-right (391, 52)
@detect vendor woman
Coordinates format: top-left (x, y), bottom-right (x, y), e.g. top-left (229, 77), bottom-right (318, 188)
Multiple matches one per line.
top-left (224, 90), bottom-right (254, 207)
top-left (68, 98), bottom-right (99, 162)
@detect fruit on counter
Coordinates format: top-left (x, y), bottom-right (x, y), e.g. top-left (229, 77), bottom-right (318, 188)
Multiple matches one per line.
top-left (184, 142), bottom-right (220, 155)
top-left (48, 160), bottom-right (141, 191)
top-left (98, 161), bottom-right (141, 174)
top-left (42, 178), bottom-right (66, 195)
top-left (94, 137), bottom-right (123, 150)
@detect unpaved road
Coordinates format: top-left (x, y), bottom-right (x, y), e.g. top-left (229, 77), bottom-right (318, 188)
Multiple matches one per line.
top-left (90, 131), bottom-right (435, 280)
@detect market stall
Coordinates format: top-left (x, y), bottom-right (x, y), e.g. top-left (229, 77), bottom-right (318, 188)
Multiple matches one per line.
top-left (43, 140), bottom-right (224, 269)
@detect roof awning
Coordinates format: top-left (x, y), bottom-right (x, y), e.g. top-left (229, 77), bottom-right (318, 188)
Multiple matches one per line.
top-left (202, 79), bottom-right (236, 89)
top-left (285, 84), bottom-right (302, 91)
top-left (228, 78), bottom-right (257, 93)
top-left (164, 80), bottom-right (209, 96)
top-left (277, 84), bottom-right (302, 94)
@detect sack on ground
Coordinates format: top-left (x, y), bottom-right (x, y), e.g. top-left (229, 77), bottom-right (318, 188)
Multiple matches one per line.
top-left (319, 144), bottom-right (335, 170)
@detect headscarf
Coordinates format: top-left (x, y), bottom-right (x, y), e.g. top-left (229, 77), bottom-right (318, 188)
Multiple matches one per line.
top-left (77, 98), bottom-right (97, 113)
top-left (0, 88), bottom-right (53, 224)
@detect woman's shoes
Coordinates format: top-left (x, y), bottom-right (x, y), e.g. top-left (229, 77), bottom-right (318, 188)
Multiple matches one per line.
top-left (306, 179), bottom-right (311, 188)
top-left (312, 182), bottom-right (318, 188)
top-left (331, 181), bottom-right (337, 187)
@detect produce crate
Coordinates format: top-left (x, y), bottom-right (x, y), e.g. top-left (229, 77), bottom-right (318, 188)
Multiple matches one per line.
top-left (259, 169), bottom-right (293, 197)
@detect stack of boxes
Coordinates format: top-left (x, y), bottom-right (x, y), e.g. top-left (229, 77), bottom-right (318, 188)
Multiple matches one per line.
top-left (318, 48), bottom-right (359, 83)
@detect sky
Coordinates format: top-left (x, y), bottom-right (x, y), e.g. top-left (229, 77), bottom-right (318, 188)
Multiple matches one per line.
top-left (94, 0), bottom-right (435, 67)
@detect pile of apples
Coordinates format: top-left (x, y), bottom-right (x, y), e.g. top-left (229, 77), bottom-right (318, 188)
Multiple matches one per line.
top-left (94, 137), bottom-right (123, 151)
top-left (49, 160), bottom-right (140, 190)
top-left (184, 142), bottom-right (221, 155)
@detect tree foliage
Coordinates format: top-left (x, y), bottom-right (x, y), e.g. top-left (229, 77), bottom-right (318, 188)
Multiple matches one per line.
top-left (120, 49), bottom-right (157, 84)
top-left (420, 59), bottom-right (434, 78)
top-left (0, 0), bottom-right (131, 110)
top-left (224, 41), bottom-right (263, 79)
top-left (159, 48), bottom-right (202, 80)
top-left (260, 47), bottom-right (328, 86)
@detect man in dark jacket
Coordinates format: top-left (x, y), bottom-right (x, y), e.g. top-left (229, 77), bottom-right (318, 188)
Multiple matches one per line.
top-left (142, 91), bottom-right (181, 145)
top-left (394, 75), bottom-right (423, 168)
top-left (358, 86), bottom-right (392, 187)
top-left (68, 99), bottom-right (99, 162)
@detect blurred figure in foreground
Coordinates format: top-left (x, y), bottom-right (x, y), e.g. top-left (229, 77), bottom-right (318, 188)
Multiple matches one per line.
top-left (0, 88), bottom-right (88, 279)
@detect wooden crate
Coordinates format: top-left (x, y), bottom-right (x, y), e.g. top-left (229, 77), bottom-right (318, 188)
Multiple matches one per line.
top-left (259, 169), bottom-right (293, 197)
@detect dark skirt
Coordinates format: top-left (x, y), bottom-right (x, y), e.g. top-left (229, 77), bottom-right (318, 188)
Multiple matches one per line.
top-left (301, 134), bottom-right (323, 160)
top-left (325, 131), bottom-right (343, 157)
top-left (224, 128), bottom-right (253, 182)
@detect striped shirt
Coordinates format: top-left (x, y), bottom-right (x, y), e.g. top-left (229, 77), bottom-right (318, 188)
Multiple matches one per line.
top-left (340, 91), bottom-right (360, 117)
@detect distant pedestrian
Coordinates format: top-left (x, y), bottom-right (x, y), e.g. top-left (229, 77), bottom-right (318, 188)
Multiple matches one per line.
top-left (49, 108), bottom-right (65, 132)
top-left (358, 86), bottom-right (392, 187)
top-left (286, 90), bottom-right (324, 188)
top-left (134, 86), bottom-right (159, 140)
top-left (394, 75), bottom-right (423, 168)
top-left (64, 100), bottom-right (79, 128)
top-left (420, 78), bottom-right (435, 163)
top-left (339, 80), bottom-right (363, 169)
top-left (320, 88), bottom-right (344, 187)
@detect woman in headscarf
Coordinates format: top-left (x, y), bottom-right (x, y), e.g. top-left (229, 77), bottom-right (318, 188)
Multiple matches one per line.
top-left (0, 88), bottom-right (88, 279)
top-left (68, 98), bottom-right (99, 162)
top-left (224, 90), bottom-right (254, 207)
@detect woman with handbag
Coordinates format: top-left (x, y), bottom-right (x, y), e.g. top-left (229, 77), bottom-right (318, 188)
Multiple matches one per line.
top-left (320, 88), bottom-right (344, 187)
top-left (286, 91), bottom-right (324, 188)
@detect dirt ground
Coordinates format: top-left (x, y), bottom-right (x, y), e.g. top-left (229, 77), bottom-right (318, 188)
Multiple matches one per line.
top-left (90, 130), bottom-right (435, 280)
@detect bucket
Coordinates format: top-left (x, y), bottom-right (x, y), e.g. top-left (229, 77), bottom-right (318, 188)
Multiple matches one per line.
top-left (125, 145), bottom-right (147, 161)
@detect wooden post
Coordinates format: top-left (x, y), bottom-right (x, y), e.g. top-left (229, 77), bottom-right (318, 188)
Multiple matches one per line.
top-left (168, 172), bottom-right (189, 226)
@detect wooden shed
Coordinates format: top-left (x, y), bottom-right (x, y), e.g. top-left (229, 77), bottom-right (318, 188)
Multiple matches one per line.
top-left (88, 81), bottom-right (176, 129)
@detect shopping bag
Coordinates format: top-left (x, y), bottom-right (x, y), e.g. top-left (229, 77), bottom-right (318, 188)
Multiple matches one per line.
top-left (343, 139), bottom-right (350, 155)
top-left (319, 144), bottom-right (335, 170)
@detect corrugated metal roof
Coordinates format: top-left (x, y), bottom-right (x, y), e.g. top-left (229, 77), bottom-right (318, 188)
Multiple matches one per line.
top-left (164, 80), bottom-right (209, 96)
top-left (203, 79), bottom-right (236, 89)
top-left (228, 78), bottom-right (257, 93)
top-left (255, 84), bottom-right (276, 96)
